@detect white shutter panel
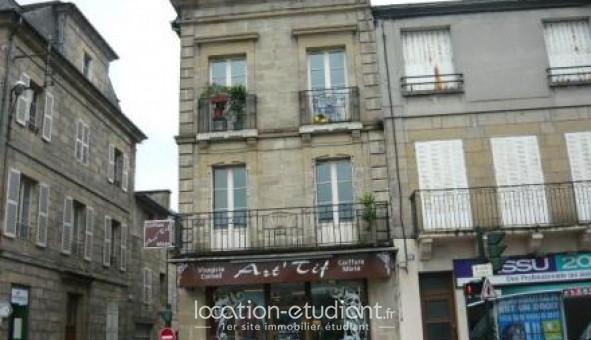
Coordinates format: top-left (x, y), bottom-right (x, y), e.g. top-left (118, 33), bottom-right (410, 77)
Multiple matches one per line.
top-left (62, 197), bottom-right (74, 254)
top-left (83, 124), bottom-right (90, 165)
top-left (42, 92), bottom-right (54, 142)
top-left (544, 20), bottom-right (591, 82)
top-left (491, 136), bottom-right (549, 226)
top-left (84, 207), bottom-right (94, 261)
top-left (3, 168), bottom-right (21, 237)
top-left (143, 268), bottom-right (152, 305)
top-left (108, 144), bottom-right (115, 183)
top-left (415, 140), bottom-right (471, 230)
top-left (15, 74), bottom-right (31, 125)
top-left (36, 183), bottom-right (50, 246)
top-left (122, 154), bottom-right (129, 192)
top-left (103, 216), bottom-right (112, 266)
top-left (120, 223), bottom-right (127, 271)
top-left (75, 121), bottom-right (83, 161)
top-left (566, 131), bottom-right (591, 221)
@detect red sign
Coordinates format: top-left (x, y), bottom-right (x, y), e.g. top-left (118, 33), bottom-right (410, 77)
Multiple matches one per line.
top-left (179, 252), bottom-right (392, 287)
top-left (159, 328), bottom-right (176, 340)
top-left (144, 220), bottom-right (174, 248)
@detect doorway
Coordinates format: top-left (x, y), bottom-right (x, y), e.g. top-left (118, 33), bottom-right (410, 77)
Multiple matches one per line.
top-left (65, 294), bottom-right (81, 340)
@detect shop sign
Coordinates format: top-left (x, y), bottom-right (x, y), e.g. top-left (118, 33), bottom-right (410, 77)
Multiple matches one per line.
top-left (144, 220), bottom-right (174, 248)
top-left (563, 287), bottom-right (591, 298)
top-left (454, 252), bottom-right (591, 287)
top-left (179, 252), bottom-right (392, 287)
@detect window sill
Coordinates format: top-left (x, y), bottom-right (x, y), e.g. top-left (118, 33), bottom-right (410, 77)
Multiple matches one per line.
top-left (401, 88), bottom-right (464, 97)
top-left (299, 121), bottom-right (363, 135)
top-left (197, 129), bottom-right (258, 142)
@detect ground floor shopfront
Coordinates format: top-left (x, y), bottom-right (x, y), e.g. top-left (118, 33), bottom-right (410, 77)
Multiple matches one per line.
top-left (175, 251), bottom-right (398, 340)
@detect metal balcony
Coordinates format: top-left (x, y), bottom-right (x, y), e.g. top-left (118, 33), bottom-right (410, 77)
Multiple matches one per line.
top-left (176, 202), bottom-right (392, 256)
top-left (411, 181), bottom-right (591, 234)
top-left (401, 73), bottom-right (464, 95)
top-left (547, 65), bottom-right (591, 86)
top-left (197, 94), bottom-right (257, 133)
top-left (299, 87), bottom-right (359, 126)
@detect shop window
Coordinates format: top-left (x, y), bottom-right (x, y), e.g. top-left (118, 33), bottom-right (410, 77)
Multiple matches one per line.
top-left (419, 272), bottom-right (457, 340)
top-left (497, 293), bottom-right (563, 340)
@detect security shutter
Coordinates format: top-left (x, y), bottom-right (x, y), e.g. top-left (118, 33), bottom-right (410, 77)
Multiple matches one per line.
top-left (3, 168), bottom-right (21, 237)
top-left (415, 140), bottom-right (472, 230)
top-left (491, 136), bottom-right (549, 226)
top-left (103, 216), bottom-right (112, 266)
top-left (62, 197), bottom-right (74, 254)
top-left (120, 223), bottom-right (127, 271)
top-left (37, 183), bottom-right (50, 246)
top-left (122, 154), bottom-right (129, 192)
top-left (108, 144), bottom-right (115, 183)
top-left (42, 92), bottom-right (54, 141)
top-left (15, 74), bottom-right (31, 125)
top-left (566, 131), bottom-right (591, 221)
top-left (84, 207), bottom-right (95, 261)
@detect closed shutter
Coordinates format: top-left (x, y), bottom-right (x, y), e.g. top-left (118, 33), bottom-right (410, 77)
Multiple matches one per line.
top-left (103, 216), bottom-right (112, 266)
top-left (3, 168), bottom-right (21, 237)
top-left (75, 121), bottom-right (83, 161)
top-left (62, 197), bottom-right (74, 254)
top-left (566, 131), bottom-right (591, 221)
top-left (82, 124), bottom-right (90, 164)
top-left (108, 144), bottom-right (115, 183)
top-left (84, 207), bottom-right (94, 261)
top-left (15, 74), bottom-right (31, 125)
top-left (120, 223), bottom-right (127, 271)
top-left (42, 92), bottom-right (54, 141)
top-left (143, 268), bottom-right (152, 305)
top-left (37, 183), bottom-right (50, 246)
top-left (415, 140), bottom-right (472, 230)
top-left (544, 20), bottom-right (591, 82)
top-left (122, 154), bottom-right (129, 192)
top-left (491, 136), bottom-right (549, 226)
top-left (106, 302), bottom-right (118, 340)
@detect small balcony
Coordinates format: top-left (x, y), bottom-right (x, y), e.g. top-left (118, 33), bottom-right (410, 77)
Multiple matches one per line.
top-left (299, 87), bottom-right (359, 126)
top-left (176, 202), bottom-right (392, 256)
top-left (547, 65), bottom-right (591, 86)
top-left (197, 94), bottom-right (257, 134)
top-left (411, 181), bottom-right (591, 234)
top-left (401, 73), bottom-right (464, 96)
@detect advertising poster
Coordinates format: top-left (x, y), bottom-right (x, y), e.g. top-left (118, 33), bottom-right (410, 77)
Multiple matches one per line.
top-left (497, 293), bottom-right (563, 340)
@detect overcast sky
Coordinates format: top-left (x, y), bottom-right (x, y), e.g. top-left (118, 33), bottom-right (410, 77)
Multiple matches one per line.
top-left (16, 0), bottom-right (449, 210)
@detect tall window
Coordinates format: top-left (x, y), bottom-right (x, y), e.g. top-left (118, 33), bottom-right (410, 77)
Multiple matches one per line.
top-left (75, 120), bottom-right (90, 165)
top-left (565, 131), bottom-right (591, 221)
top-left (401, 28), bottom-right (460, 93)
top-left (419, 272), bottom-right (457, 340)
top-left (103, 217), bottom-right (124, 268)
top-left (213, 166), bottom-right (247, 228)
top-left (315, 159), bottom-right (354, 222)
top-left (544, 20), bottom-right (591, 84)
top-left (83, 52), bottom-right (93, 79)
top-left (143, 268), bottom-right (153, 305)
top-left (15, 74), bottom-right (46, 131)
top-left (210, 57), bottom-right (246, 87)
top-left (108, 144), bottom-right (129, 192)
top-left (3, 169), bottom-right (46, 241)
top-left (307, 50), bottom-right (351, 123)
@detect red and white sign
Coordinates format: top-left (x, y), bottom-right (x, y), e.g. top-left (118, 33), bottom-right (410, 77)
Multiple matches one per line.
top-left (159, 328), bottom-right (176, 340)
top-left (144, 220), bottom-right (174, 248)
top-left (481, 278), bottom-right (497, 300)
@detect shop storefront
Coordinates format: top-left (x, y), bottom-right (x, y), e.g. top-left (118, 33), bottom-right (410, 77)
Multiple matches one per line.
top-left (179, 252), bottom-right (394, 340)
top-left (454, 252), bottom-right (591, 340)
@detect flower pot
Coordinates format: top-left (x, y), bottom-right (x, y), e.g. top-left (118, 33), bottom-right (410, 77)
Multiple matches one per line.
top-left (212, 117), bottom-right (227, 131)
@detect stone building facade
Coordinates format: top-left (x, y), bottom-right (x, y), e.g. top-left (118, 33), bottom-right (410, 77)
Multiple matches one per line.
top-left (374, 1), bottom-right (591, 339)
top-left (0, 2), bottom-right (171, 340)
top-left (170, 0), bottom-right (397, 339)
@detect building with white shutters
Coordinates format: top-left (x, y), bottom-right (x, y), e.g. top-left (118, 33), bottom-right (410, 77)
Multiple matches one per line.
top-left (374, 1), bottom-right (591, 339)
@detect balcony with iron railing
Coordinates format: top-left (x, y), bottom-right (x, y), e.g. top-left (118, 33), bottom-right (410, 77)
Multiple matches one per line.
top-left (176, 202), bottom-right (392, 256)
top-left (547, 65), bottom-right (591, 86)
top-left (410, 181), bottom-right (591, 234)
top-left (299, 87), bottom-right (360, 126)
top-left (197, 94), bottom-right (257, 136)
top-left (401, 73), bottom-right (464, 96)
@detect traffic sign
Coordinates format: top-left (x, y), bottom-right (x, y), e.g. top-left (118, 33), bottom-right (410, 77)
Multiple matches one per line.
top-left (480, 278), bottom-right (496, 300)
top-left (159, 328), bottom-right (176, 340)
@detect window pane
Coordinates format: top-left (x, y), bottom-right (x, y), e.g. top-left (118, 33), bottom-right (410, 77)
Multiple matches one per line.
top-left (211, 60), bottom-right (227, 86)
top-left (329, 51), bottom-right (346, 87)
top-left (425, 300), bottom-right (450, 320)
top-left (338, 181), bottom-right (353, 203)
top-left (214, 190), bottom-right (227, 210)
top-left (233, 167), bottom-right (246, 188)
top-left (336, 160), bottom-right (352, 181)
top-left (315, 162), bottom-right (331, 182)
top-left (427, 323), bottom-right (452, 340)
top-left (214, 168), bottom-right (228, 190)
top-left (309, 53), bottom-right (326, 89)
top-left (230, 59), bottom-right (246, 86)
top-left (234, 188), bottom-right (247, 209)
top-left (317, 183), bottom-right (332, 204)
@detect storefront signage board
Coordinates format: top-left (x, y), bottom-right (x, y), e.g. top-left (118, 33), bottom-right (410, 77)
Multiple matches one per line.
top-left (179, 252), bottom-right (392, 287)
top-left (144, 220), bottom-right (174, 248)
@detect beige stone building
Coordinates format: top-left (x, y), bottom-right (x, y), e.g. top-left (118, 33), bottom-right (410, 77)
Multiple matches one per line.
top-left (170, 0), bottom-right (397, 339)
top-left (0, 1), bottom-right (173, 340)
top-left (374, 1), bottom-right (591, 340)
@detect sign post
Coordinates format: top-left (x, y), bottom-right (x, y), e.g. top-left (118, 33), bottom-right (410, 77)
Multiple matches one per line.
top-left (159, 328), bottom-right (176, 340)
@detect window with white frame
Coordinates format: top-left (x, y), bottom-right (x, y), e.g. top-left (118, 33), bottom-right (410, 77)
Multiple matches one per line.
top-left (544, 20), bottom-right (591, 84)
top-left (307, 50), bottom-right (351, 123)
top-left (62, 198), bottom-right (91, 255)
top-left (108, 144), bottom-right (129, 192)
top-left (401, 28), bottom-right (461, 94)
top-left (210, 57), bottom-right (246, 87)
top-left (15, 74), bottom-right (48, 132)
top-left (103, 217), bottom-right (124, 268)
top-left (315, 159), bottom-right (354, 223)
top-left (143, 268), bottom-right (152, 305)
top-left (75, 120), bottom-right (90, 165)
top-left (213, 166), bottom-right (247, 229)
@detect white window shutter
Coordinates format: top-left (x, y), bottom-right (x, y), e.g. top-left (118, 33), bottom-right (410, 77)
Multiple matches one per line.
top-left (3, 168), bottom-right (21, 237)
top-left (120, 223), bottom-right (127, 271)
top-left (83, 124), bottom-right (90, 165)
top-left (566, 131), bottom-right (591, 221)
top-left (122, 154), bottom-right (129, 192)
top-left (42, 92), bottom-right (54, 142)
top-left (36, 183), bottom-right (50, 247)
top-left (84, 207), bottom-right (95, 261)
top-left (15, 74), bottom-right (31, 125)
top-left (75, 121), bottom-right (83, 161)
top-left (103, 216), bottom-right (112, 266)
top-left (108, 144), bottom-right (115, 183)
top-left (62, 197), bottom-right (74, 254)
top-left (143, 268), bottom-right (152, 305)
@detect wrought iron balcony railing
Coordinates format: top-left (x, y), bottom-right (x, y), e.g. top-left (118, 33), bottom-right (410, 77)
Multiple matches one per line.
top-left (411, 181), bottom-right (591, 233)
top-left (299, 87), bottom-right (359, 126)
top-left (401, 73), bottom-right (464, 95)
top-left (547, 65), bottom-right (591, 86)
top-left (176, 202), bottom-right (391, 256)
top-left (197, 94), bottom-right (257, 133)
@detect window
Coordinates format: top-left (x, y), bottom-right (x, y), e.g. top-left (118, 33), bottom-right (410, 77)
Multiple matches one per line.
top-left (308, 50), bottom-right (346, 90)
top-left (103, 216), bottom-right (112, 266)
top-left (415, 140), bottom-right (472, 230)
top-left (565, 131), bottom-right (591, 221)
top-left (213, 166), bottom-right (247, 229)
top-left (143, 268), bottom-right (152, 305)
top-left (83, 207), bottom-right (95, 261)
top-left (108, 144), bottom-right (129, 192)
top-left (491, 136), bottom-right (549, 226)
top-left (419, 272), bottom-right (457, 340)
top-left (210, 57), bottom-right (246, 87)
top-left (62, 197), bottom-right (74, 254)
top-left (544, 20), bottom-right (591, 84)
top-left (401, 28), bottom-right (462, 94)
top-left (83, 52), bottom-right (92, 79)
top-left (15, 74), bottom-right (45, 131)
top-left (315, 159), bottom-right (354, 223)
top-left (75, 120), bottom-right (90, 165)
top-left (103, 217), bottom-right (124, 268)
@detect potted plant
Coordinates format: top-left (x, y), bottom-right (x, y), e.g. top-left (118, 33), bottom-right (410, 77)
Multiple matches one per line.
top-left (228, 85), bottom-right (247, 130)
top-left (313, 113), bottom-right (328, 124)
top-left (359, 193), bottom-right (377, 242)
top-left (203, 85), bottom-right (230, 131)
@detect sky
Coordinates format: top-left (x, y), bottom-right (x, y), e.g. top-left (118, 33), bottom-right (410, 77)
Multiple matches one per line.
top-left (16, 0), bottom-right (450, 210)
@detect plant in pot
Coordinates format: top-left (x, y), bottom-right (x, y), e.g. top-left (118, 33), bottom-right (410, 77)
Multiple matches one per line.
top-left (203, 84), bottom-right (230, 131)
top-left (359, 193), bottom-right (377, 243)
top-left (313, 113), bottom-right (328, 124)
top-left (228, 85), bottom-right (247, 130)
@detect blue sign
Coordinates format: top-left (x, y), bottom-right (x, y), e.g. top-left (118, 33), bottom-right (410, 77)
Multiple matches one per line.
top-left (497, 293), bottom-right (563, 340)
